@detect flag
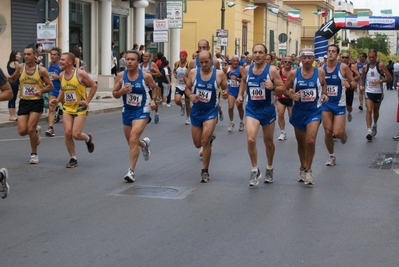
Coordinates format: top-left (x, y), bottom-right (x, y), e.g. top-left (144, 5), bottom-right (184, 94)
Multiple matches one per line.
top-left (243, 4), bottom-right (257, 12)
top-left (334, 12), bottom-right (346, 27)
top-left (226, 2), bottom-right (236, 8)
top-left (268, 7), bottom-right (279, 14)
top-left (288, 10), bottom-right (300, 21)
top-left (381, 9), bottom-right (392, 17)
top-left (357, 11), bottom-right (369, 26)
top-left (312, 11), bottom-right (327, 17)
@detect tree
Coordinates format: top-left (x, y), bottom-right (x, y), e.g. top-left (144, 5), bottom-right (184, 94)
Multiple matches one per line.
top-left (353, 33), bottom-right (390, 55)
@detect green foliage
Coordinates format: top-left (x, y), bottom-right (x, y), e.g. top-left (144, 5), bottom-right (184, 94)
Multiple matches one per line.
top-left (353, 33), bottom-right (390, 55)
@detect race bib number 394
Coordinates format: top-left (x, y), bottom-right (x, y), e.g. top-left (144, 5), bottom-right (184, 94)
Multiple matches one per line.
top-left (300, 89), bottom-right (317, 102)
top-left (249, 87), bottom-right (265, 100)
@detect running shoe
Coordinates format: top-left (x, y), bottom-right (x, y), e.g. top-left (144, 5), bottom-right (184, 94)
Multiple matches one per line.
top-left (264, 168), bottom-right (274, 183)
top-left (341, 132), bottom-right (348, 144)
top-left (142, 137), bottom-right (151, 161)
top-left (124, 169), bottom-right (135, 183)
top-left (45, 127), bottom-right (55, 137)
top-left (278, 133), bottom-right (287, 141)
top-left (228, 123), bottom-right (234, 132)
top-left (185, 118), bottom-right (191, 125)
top-left (249, 168), bottom-right (261, 186)
top-left (371, 125), bottom-right (377, 137)
top-left (86, 133), bottom-right (95, 153)
top-left (358, 104), bottom-right (363, 111)
top-left (36, 125), bottom-right (42, 146)
top-left (304, 170), bottom-right (314, 185)
top-left (66, 158), bottom-right (78, 168)
top-left (0, 168), bottom-right (9, 199)
top-left (347, 112), bottom-right (352, 122)
top-left (199, 147), bottom-right (203, 157)
top-left (219, 110), bottom-right (224, 121)
top-left (29, 154), bottom-right (39, 164)
top-left (325, 156), bottom-right (336, 166)
top-left (298, 167), bottom-right (305, 183)
top-left (239, 122), bottom-right (245, 131)
top-left (366, 131), bottom-right (373, 141)
top-left (393, 134), bottom-right (399, 141)
top-left (200, 171), bottom-right (210, 183)
top-left (180, 104), bottom-right (185, 116)
top-left (162, 103), bottom-right (171, 108)
top-left (154, 114), bottom-right (159, 124)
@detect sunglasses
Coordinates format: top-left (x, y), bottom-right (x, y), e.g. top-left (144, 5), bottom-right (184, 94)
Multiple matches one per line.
top-left (341, 56), bottom-right (349, 59)
top-left (283, 61), bottom-right (292, 63)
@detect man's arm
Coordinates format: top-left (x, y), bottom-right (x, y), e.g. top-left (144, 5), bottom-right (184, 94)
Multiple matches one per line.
top-left (217, 70), bottom-right (228, 99)
top-left (151, 62), bottom-right (162, 78)
top-left (268, 67), bottom-right (285, 94)
top-left (359, 65), bottom-right (367, 87)
top-left (341, 64), bottom-right (356, 89)
top-left (0, 68), bottom-right (13, 101)
top-left (78, 69), bottom-right (98, 104)
top-left (7, 64), bottom-right (23, 83)
top-left (351, 64), bottom-right (360, 82)
top-left (38, 66), bottom-right (54, 94)
top-left (236, 66), bottom-right (249, 105)
top-left (379, 63), bottom-right (393, 83)
top-left (143, 72), bottom-right (158, 109)
top-left (318, 68), bottom-right (328, 103)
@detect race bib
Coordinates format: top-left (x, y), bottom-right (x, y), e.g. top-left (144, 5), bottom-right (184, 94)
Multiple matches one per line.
top-left (197, 89), bottom-right (212, 103)
top-left (126, 93), bottom-right (143, 106)
top-left (326, 85), bottom-right (338, 96)
top-left (48, 72), bottom-right (55, 80)
top-left (65, 91), bottom-right (77, 103)
top-left (23, 86), bottom-right (35, 96)
top-left (177, 73), bottom-right (185, 85)
top-left (249, 87), bottom-right (266, 100)
top-left (300, 88), bottom-right (317, 102)
top-left (228, 80), bottom-right (239, 87)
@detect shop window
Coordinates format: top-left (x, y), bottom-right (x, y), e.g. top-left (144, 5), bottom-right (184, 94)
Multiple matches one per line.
top-left (70, 1), bottom-right (91, 72)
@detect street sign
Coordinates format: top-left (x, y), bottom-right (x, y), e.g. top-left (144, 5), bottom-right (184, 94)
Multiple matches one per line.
top-left (278, 42), bottom-right (287, 56)
top-left (153, 31), bottom-right (169, 42)
top-left (278, 33), bottom-right (288, 43)
top-left (36, 0), bottom-right (59, 22)
top-left (37, 23), bottom-right (57, 39)
top-left (167, 1), bottom-right (183, 29)
top-left (153, 19), bottom-right (168, 31)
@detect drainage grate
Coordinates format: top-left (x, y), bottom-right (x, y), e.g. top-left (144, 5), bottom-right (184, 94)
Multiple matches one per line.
top-left (369, 153), bottom-right (399, 170)
top-left (108, 185), bottom-right (196, 199)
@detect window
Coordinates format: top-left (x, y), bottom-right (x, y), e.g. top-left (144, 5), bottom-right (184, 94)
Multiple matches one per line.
top-left (242, 23), bottom-right (248, 55)
top-left (70, 1), bottom-right (91, 72)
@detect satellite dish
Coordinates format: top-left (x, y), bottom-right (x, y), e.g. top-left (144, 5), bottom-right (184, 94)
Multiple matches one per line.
top-left (0, 14), bottom-right (7, 34)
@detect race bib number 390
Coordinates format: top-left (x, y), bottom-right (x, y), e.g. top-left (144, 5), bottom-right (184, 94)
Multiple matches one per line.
top-left (249, 87), bottom-right (265, 100)
top-left (197, 89), bottom-right (212, 103)
top-left (300, 89), bottom-right (317, 102)
top-left (127, 93), bottom-right (143, 106)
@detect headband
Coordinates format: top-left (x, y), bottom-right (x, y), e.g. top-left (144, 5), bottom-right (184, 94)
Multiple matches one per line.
top-left (300, 51), bottom-right (315, 57)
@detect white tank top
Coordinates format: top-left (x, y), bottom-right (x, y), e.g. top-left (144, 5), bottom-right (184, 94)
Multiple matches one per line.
top-left (365, 65), bottom-right (383, 93)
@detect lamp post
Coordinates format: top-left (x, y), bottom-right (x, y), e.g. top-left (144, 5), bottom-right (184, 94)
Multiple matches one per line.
top-left (221, 0), bottom-right (225, 55)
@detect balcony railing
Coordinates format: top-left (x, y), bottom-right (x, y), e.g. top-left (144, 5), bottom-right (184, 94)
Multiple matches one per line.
top-left (302, 26), bottom-right (320, 38)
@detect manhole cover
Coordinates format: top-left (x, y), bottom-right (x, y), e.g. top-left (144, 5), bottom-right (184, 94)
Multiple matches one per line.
top-left (109, 185), bottom-right (196, 199)
top-left (369, 153), bottom-right (399, 170)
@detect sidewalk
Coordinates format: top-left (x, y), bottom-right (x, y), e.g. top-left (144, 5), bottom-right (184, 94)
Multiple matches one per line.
top-left (0, 88), bottom-right (122, 128)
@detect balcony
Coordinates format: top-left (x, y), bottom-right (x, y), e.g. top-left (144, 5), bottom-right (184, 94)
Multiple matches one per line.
top-left (283, 0), bottom-right (334, 10)
top-left (302, 26), bottom-right (319, 38)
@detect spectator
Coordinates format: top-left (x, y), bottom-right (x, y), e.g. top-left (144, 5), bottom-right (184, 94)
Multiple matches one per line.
top-left (119, 52), bottom-right (126, 72)
top-left (6, 50), bottom-right (21, 121)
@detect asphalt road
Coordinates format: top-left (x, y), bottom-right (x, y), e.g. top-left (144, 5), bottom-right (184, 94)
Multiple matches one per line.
top-left (1, 91), bottom-right (399, 267)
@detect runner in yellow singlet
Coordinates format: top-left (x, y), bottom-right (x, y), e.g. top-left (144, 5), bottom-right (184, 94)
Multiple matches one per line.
top-left (50, 52), bottom-right (98, 168)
